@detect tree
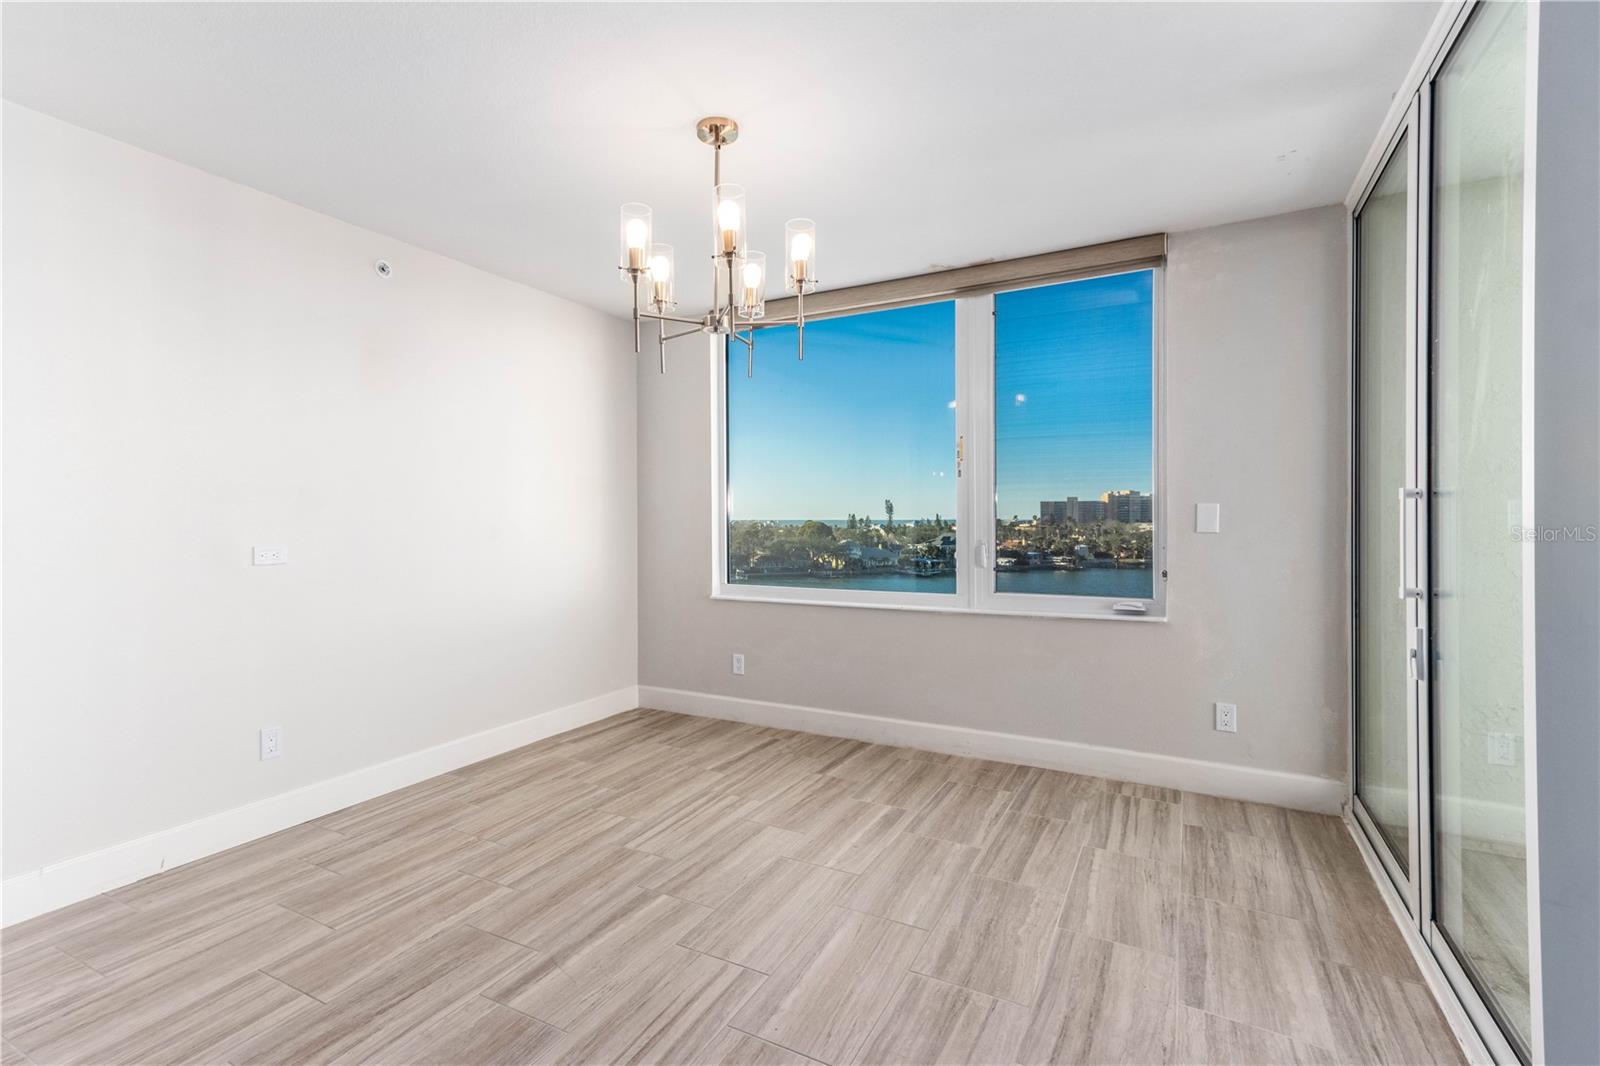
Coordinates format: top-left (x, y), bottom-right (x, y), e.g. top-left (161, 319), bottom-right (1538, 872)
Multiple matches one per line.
top-left (884, 499), bottom-right (895, 529)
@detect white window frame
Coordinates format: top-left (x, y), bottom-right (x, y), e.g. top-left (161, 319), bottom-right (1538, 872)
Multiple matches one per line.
top-left (710, 265), bottom-right (1167, 622)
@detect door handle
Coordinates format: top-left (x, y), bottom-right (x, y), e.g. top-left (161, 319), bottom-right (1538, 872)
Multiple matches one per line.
top-left (1398, 486), bottom-right (1424, 601)
top-left (974, 540), bottom-right (990, 569)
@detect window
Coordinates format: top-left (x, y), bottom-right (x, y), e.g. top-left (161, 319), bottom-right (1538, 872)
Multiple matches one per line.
top-left (725, 302), bottom-right (958, 601)
top-left (715, 263), bottom-right (1164, 619)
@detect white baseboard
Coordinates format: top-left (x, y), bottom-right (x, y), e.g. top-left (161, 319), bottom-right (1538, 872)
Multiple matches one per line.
top-left (1, 685), bottom-right (639, 927)
top-left (639, 685), bottom-right (1344, 814)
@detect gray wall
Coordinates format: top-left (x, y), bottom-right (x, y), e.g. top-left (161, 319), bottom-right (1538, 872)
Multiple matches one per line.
top-left (638, 206), bottom-right (1350, 783)
top-left (1530, 3), bottom-right (1600, 1061)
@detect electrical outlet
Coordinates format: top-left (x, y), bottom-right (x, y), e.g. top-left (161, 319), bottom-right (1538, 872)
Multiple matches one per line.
top-left (260, 726), bottom-right (282, 760)
top-left (1214, 702), bottom-right (1237, 733)
top-left (253, 546), bottom-right (288, 566)
top-left (1487, 732), bottom-right (1518, 767)
top-left (732, 653), bottom-right (746, 676)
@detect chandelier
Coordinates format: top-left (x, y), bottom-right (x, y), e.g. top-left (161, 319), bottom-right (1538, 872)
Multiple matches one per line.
top-left (618, 116), bottom-right (817, 377)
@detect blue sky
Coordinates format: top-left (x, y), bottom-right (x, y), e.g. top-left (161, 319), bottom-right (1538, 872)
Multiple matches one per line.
top-left (726, 270), bottom-right (1152, 521)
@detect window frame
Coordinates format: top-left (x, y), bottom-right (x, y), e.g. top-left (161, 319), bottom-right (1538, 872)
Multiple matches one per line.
top-left (710, 261), bottom-right (1167, 622)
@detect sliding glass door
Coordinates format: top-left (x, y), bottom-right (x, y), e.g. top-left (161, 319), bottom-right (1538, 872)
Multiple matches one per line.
top-left (1353, 120), bottom-right (1418, 900)
top-left (1428, 1), bottom-right (1530, 1056)
top-left (1350, 3), bottom-right (1532, 1061)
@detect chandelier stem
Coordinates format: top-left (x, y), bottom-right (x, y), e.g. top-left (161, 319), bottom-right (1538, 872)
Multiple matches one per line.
top-left (658, 318), bottom-right (666, 374)
top-left (797, 289), bottom-right (805, 361)
top-left (631, 273), bottom-right (641, 354)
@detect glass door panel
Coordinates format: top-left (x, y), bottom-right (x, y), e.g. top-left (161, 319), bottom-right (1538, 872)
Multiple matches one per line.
top-left (1429, 1), bottom-right (1530, 1055)
top-left (1353, 132), bottom-right (1415, 879)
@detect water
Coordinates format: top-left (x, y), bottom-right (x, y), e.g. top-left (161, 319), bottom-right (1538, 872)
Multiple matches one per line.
top-left (730, 566), bottom-right (1153, 598)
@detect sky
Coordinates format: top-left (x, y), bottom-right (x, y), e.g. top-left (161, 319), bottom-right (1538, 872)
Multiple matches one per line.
top-left (726, 270), bottom-right (1153, 521)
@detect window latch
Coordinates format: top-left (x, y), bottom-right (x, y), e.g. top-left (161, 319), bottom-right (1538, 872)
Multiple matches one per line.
top-left (956, 434), bottom-right (964, 477)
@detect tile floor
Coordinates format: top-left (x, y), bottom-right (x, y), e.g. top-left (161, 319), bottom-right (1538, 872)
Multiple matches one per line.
top-left (0, 709), bottom-right (1463, 1065)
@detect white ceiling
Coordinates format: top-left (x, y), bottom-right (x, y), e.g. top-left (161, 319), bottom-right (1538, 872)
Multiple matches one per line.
top-left (2, 2), bottom-right (1438, 317)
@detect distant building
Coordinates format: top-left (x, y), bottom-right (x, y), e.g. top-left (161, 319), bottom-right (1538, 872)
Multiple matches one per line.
top-left (1101, 490), bottom-right (1152, 523)
top-left (1040, 497), bottom-right (1107, 524)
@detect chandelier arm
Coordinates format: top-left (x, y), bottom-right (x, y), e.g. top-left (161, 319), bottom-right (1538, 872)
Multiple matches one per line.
top-left (640, 310), bottom-right (706, 328)
top-left (660, 324), bottom-right (707, 342)
top-left (631, 272), bottom-right (641, 354)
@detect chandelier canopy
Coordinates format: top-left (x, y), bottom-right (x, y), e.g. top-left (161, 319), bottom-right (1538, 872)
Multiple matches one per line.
top-left (618, 117), bottom-right (816, 376)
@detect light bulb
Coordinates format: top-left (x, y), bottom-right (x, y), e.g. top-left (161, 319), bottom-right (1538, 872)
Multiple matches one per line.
top-left (649, 255), bottom-right (672, 282)
top-left (742, 261), bottom-right (763, 287)
top-left (790, 231), bottom-right (813, 284)
top-left (625, 217), bottom-right (649, 250)
top-left (717, 199), bottom-right (742, 253)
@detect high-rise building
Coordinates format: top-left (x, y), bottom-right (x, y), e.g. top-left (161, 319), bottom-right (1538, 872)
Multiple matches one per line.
top-left (1101, 489), bottom-right (1153, 523)
top-left (1040, 497), bottom-right (1109, 524)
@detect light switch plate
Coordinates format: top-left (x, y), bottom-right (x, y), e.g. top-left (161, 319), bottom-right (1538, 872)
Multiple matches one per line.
top-left (1196, 503), bottom-right (1221, 534)
top-left (253, 546), bottom-right (288, 566)
top-left (1487, 732), bottom-right (1518, 766)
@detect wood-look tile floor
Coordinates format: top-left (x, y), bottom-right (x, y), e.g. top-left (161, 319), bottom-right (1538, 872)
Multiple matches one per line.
top-left (1, 710), bottom-right (1464, 1065)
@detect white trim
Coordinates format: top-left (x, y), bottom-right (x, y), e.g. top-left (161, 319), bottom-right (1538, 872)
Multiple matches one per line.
top-left (639, 685), bottom-right (1342, 814)
top-left (0, 685), bottom-right (640, 927)
top-left (1343, 807), bottom-right (1495, 1065)
top-left (1345, 1), bottom-right (1472, 210)
top-left (1515, 4), bottom-right (1543, 1058)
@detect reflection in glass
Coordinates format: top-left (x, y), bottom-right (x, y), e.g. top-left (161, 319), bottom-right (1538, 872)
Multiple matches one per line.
top-left (726, 302), bottom-right (957, 594)
top-left (1354, 138), bottom-right (1413, 872)
top-left (992, 271), bottom-right (1154, 598)
top-left (1429, 2), bottom-right (1529, 1053)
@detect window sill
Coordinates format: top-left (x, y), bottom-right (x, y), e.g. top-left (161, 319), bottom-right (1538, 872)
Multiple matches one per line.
top-left (710, 588), bottom-right (1168, 622)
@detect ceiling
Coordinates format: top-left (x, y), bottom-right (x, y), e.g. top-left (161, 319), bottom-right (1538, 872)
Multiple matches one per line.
top-left (2, 2), bottom-right (1439, 317)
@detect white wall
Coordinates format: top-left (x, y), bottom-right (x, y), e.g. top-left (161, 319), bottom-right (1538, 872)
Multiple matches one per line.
top-left (1, 104), bottom-right (638, 881)
top-left (637, 206), bottom-right (1349, 793)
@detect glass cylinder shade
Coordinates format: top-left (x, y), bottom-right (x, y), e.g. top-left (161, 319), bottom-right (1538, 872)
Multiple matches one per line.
top-left (739, 251), bottom-right (767, 319)
top-left (647, 243), bottom-right (675, 310)
top-left (785, 218), bottom-right (816, 294)
top-left (619, 203), bottom-right (651, 274)
top-left (712, 184), bottom-right (746, 258)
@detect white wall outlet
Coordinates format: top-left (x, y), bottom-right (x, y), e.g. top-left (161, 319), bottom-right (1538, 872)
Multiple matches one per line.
top-left (1487, 732), bottom-right (1518, 767)
top-left (1196, 503), bottom-right (1221, 534)
top-left (1214, 702), bottom-right (1238, 733)
top-left (260, 726), bottom-right (282, 760)
top-left (252, 546), bottom-right (288, 566)
top-left (732, 653), bottom-right (746, 676)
